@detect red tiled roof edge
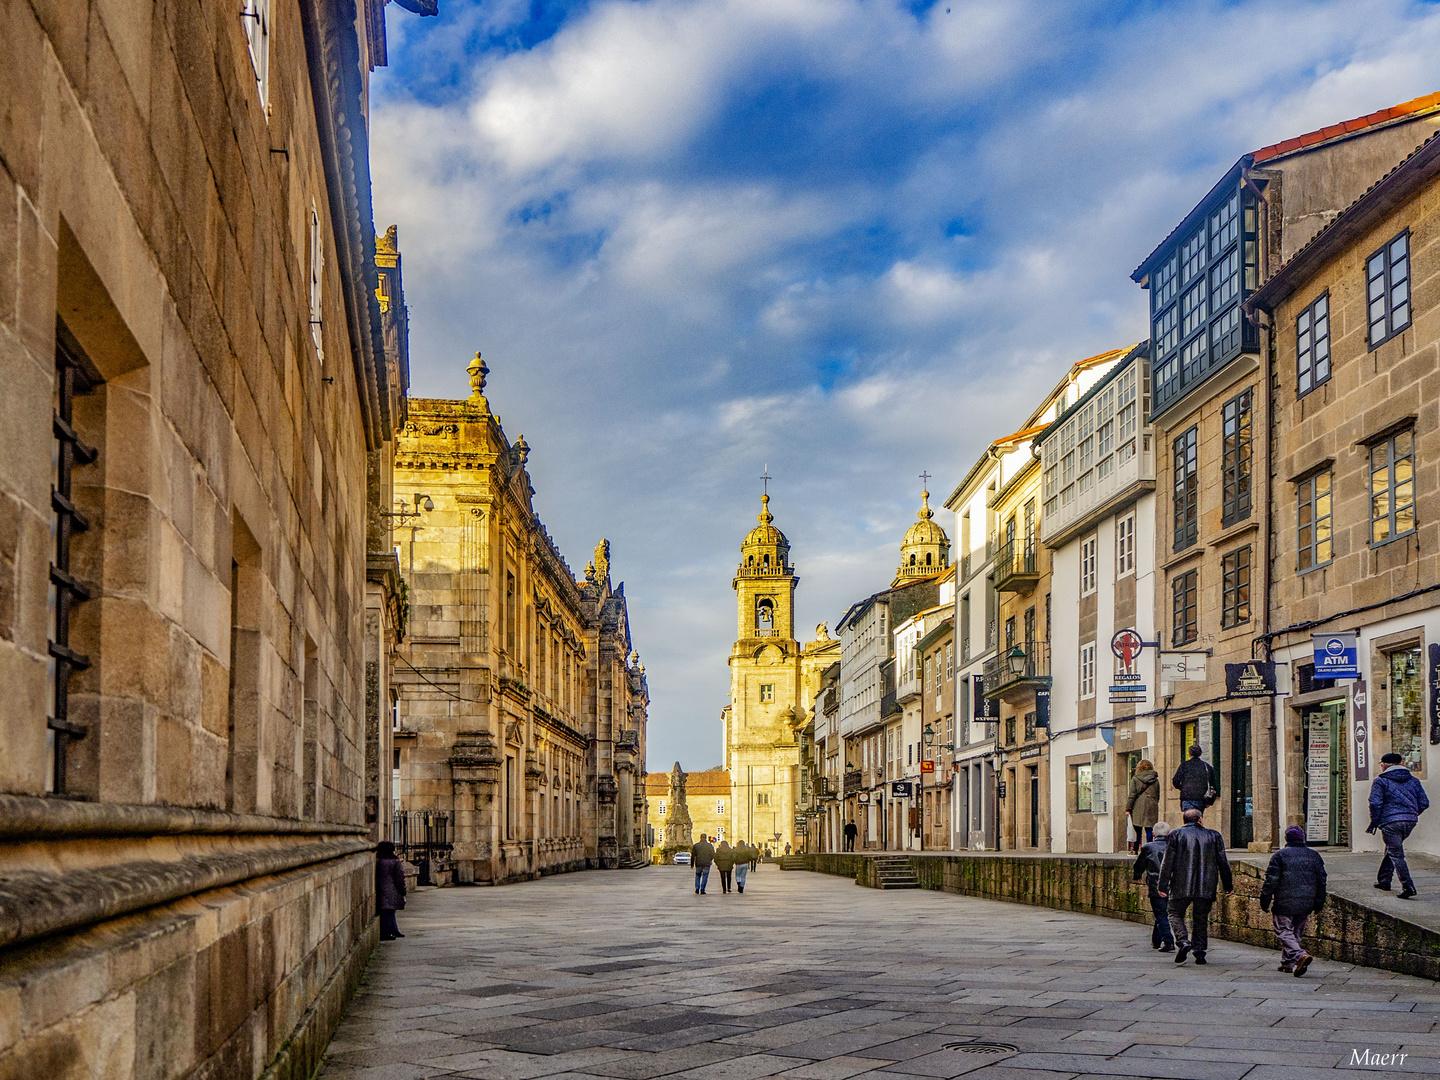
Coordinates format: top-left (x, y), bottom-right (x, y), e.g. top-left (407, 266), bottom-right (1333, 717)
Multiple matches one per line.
top-left (1252, 91), bottom-right (1440, 163)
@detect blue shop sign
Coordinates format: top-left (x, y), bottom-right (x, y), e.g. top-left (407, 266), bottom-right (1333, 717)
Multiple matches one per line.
top-left (1313, 631), bottom-right (1358, 679)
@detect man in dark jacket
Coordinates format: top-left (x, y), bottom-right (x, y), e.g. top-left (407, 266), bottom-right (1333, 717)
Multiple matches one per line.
top-left (1369, 752), bottom-right (1430, 899)
top-left (1131, 820), bottom-right (1175, 951)
top-left (1172, 744), bottom-right (1217, 813)
top-left (375, 841), bottom-right (407, 941)
top-left (1260, 825), bottom-right (1327, 975)
top-left (691, 834), bottom-right (715, 894)
top-left (1158, 808), bottom-right (1233, 964)
top-left (844, 821), bottom-right (858, 851)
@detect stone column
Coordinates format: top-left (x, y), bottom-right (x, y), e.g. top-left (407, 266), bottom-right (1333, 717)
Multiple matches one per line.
top-left (449, 729), bottom-right (500, 884)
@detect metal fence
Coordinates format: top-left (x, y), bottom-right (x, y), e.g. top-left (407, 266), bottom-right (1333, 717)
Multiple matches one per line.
top-left (392, 810), bottom-right (452, 885)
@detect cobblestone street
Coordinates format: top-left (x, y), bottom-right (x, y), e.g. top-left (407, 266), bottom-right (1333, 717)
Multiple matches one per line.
top-left (320, 866), bottom-right (1440, 1080)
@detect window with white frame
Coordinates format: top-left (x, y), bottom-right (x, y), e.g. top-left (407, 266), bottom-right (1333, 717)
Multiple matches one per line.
top-left (1041, 363), bottom-right (1146, 518)
top-left (309, 204), bottom-right (324, 363)
top-left (242, 0), bottom-right (271, 111)
top-left (945, 642), bottom-right (953, 680)
top-left (716, 800), bottom-right (725, 815)
top-left (658, 800), bottom-right (667, 816)
top-left (1116, 513), bottom-right (1135, 576)
top-left (1079, 642), bottom-right (1096, 700)
top-left (1080, 535), bottom-right (1098, 596)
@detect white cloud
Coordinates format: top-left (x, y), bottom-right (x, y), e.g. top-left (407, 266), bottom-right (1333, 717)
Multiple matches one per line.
top-left (372, 0), bottom-right (1440, 769)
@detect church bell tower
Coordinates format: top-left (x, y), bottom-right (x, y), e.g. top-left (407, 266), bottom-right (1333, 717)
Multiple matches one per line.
top-left (733, 491), bottom-right (798, 643)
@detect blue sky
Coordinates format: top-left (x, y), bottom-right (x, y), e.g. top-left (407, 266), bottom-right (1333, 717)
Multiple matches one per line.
top-left (369, 0), bottom-right (1440, 772)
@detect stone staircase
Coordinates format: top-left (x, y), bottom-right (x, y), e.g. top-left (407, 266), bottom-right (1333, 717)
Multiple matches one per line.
top-left (871, 855), bottom-right (920, 890)
top-left (619, 853), bottom-right (651, 870)
top-left (780, 855), bottom-right (806, 871)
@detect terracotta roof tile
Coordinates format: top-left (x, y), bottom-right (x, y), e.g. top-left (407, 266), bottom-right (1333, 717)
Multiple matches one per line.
top-left (1253, 91), bottom-right (1440, 163)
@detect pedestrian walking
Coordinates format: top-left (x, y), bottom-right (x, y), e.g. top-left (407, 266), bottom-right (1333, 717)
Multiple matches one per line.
top-left (785, 842), bottom-right (792, 856)
top-left (734, 840), bottom-right (754, 893)
top-left (844, 821), bottom-right (858, 851)
top-left (1260, 825), bottom-right (1327, 976)
top-left (375, 841), bottom-right (407, 941)
top-left (715, 839), bottom-right (736, 894)
top-left (1172, 745), bottom-right (1217, 814)
top-left (1369, 752), bottom-right (1430, 899)
top-left (691, 834), bottom-right (715, 894)
top-left (1127, 759), bottom-right (1161, 852)
top-left (1131, 820), bottom-right (1175, 952)
top-left (1158, 807), bottom-right (1232, 965)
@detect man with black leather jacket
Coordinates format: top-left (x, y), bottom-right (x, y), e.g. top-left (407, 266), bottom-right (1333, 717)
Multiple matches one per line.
top-left (1131, 820), bottom-right (1175, 951)
top-left (1158, 808), bottom-right (1233, 965)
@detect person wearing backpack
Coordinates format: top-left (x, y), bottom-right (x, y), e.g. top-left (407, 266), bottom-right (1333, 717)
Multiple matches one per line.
top-left (1172, 744), bottom-right (1217, 814)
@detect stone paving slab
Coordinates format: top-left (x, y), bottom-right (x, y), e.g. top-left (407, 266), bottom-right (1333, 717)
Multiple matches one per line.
top-left (318, 865), bottom-right (1440, 1079)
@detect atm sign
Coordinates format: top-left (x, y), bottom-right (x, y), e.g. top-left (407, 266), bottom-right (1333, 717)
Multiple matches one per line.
top-left (1313, 632), bottom-right (1358, 680)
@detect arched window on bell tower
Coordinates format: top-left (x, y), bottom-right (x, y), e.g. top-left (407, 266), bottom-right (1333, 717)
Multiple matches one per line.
top-left (756, 598), bottom-right (774, 633)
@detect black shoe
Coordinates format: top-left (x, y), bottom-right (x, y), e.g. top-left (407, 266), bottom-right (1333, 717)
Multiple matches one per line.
top-left (1158, 944), bottom-right (1175, 953)
top-left (394, 931), bottom-right (405, 938)
top-left (380, 934), bottom-right (397, 941)
top-left (1194, 955), bottom-right (1207, 965)
top-left (1174, 945), bottom-right (1190, 964)
top-left (738, 886), bottom-right (743, 893)
top-left (1399, 888), bottom-right (1418, 900)
top-left (1375, 882), bottom-right (1393, 891)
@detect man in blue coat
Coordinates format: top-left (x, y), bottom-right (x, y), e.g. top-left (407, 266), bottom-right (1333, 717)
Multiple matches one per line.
top-left (1369, 752), bottom-right (1430, 899)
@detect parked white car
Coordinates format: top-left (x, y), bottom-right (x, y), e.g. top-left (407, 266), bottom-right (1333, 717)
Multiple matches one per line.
top-left (672, 852), bottom-right (691, 865)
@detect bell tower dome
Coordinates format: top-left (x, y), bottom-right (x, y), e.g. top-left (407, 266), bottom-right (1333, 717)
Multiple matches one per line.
top-left (894, 487), bottom-right (950, 585)
top-left (734, 491), bottom-right (797, 643)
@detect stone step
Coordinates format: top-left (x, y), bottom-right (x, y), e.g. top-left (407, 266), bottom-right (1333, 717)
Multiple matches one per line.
top-left (780, 856), bottom-right (806, 870)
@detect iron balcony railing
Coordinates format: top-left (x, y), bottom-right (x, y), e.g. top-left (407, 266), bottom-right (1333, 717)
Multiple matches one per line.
top-left (993, 536), bottom-right (1038, 592)
top-left (982, 640), bottom-right (1051, 698)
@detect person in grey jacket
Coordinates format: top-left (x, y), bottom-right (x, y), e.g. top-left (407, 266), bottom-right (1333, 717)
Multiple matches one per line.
top-left (376, 841), bottom-right (407, 941)
top-left (1158, 808), bottom-right (1232, 965)
top-left (1369, 752), bottom-right (1430, 899)
top-left (1260, 825), bottom-right (1327, 975)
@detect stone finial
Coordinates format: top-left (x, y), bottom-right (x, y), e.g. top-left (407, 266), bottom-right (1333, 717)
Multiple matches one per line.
top-left (515, 434), bottom-right (529, 465)
top-left (584, 561), bottom-right (596, 582)
top-left (467, 351), bottom-right (489, 412)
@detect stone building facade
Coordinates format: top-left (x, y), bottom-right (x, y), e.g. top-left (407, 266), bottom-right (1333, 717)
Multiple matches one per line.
top-left (0, 1), bottom-right (419, 1077)
top-left (1131, 92), bottom-right (1440, 850)
top-left (392, 357), bottom-right (649, 883)
top-left (1248, 130), bottom-right (1440, 855)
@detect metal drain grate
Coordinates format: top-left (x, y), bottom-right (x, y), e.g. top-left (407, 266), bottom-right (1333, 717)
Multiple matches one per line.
top-left (943, 1041), bottom-right (1019, 1055)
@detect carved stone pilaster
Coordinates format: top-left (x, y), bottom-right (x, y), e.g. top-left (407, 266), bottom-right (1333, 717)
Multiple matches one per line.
top-left (450, 730), bottom-right (500, 785)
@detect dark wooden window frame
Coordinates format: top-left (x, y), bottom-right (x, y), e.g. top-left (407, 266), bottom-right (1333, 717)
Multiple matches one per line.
top-left (1367, 229), bottom-right (1411, 350)
top-left (1221, 545), bottom-right (1252, 629)
top-left (1172, 569), bottom-right (1198, 646)
top-left (1297, 470), bottom-right (1333, 572)
top-left (1369, 429), bottom-right (1416, 547)
top-left (1173, 426), bottom-right (1199, 550)
top-left (1221, 388), bottom-right (1253, 527)
top-left (1296, 291), bottom-right (1331, 396)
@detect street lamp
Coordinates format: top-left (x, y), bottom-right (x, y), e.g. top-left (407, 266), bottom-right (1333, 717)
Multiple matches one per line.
top-left (923, 724), bottom-right (936, 747)
top-left (1006, 644), bottom-right (1027, 676)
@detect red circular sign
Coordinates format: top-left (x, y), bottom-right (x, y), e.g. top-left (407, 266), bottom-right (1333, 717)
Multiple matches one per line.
top-left (1111, 628), bottom-right (1145, 673)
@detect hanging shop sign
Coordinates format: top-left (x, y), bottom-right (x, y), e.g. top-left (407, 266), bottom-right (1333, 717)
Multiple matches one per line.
top-left (1160, 652), bottom-right (1208, 682)
top-left (843, 769), bottom-right (863, 794)
top-left (890, 781), bottom-right (914, 797)
top-left (857, 791), bottom-right (870, 804)
top-left (920, 759), bottom-right (936, 774)
top-left (1035, 687), bottom-right (1051, 729)
top-left (974, 675), bottom-right (999, 718)
top-left (1225, 661), bottom-right (1276, 698)
top-left (1313, 631), bottom-right (1359, 680)
top-left (1109, 674), bottom-right (1146, 704)
top-left (1020, 746), bottom-right (1042, 759)
top-left (1353, 681), bottom-right (1370, 781)
top-left (1111, 628), bottom-right (1146, 673)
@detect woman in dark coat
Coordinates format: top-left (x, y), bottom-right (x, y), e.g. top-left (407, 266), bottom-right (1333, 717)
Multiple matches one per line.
top-left (376, 841), bottom-right (407, 941)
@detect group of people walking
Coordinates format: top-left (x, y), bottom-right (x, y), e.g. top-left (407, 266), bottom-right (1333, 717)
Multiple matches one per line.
top-left (689, 834), bottom-right (759, 895)
top-left (1129, 745), bottom-right (1430, 975)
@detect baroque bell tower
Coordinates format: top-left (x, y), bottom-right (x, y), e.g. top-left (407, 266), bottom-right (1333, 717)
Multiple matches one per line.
top-left (734, 491), bottom-right (797, 644)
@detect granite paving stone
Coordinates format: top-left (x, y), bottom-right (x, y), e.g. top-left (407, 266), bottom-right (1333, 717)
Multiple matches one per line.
top-left (317, 865), bottom-right (1440, 1079)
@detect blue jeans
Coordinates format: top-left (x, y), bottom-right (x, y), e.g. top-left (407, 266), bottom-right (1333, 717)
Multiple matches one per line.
top-left (735, 863), bottom-right (749, 890)
top-left (1150, 895), bottom-right (1174, 948)
top-left (1379, 822), bottom-right (1416, 891)
top-left (695, 865), bottom-right (711, 892)
top-left (1181, 800), bottom-right (1205, 813)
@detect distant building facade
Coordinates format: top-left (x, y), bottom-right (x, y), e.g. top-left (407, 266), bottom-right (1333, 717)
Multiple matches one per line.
top-left (392, 357), bottom-right (649, 882)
